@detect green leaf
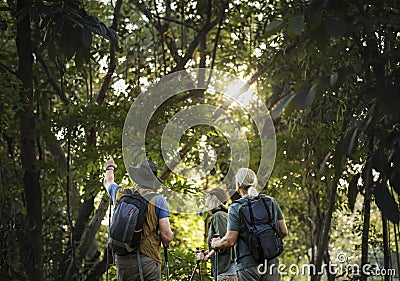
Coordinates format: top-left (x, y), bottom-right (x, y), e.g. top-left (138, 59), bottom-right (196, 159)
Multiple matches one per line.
top-left (265, 20), bottom-right (283, 35)
top-left (340, 126), bottom-right (358, 157)
top-left (348, 173), bottom-right (359, 212)
top-left (324, 17), bottom-right (346, 38)
top-left (81, 28), bottom-right (92, 48)
top-left (289, 15), bottom-right (304, 36)
top-left (307, 0), bottom-right (323, 26)
top-left (318, 76), bottom-right (331, 89)
top-left (53, 17), bottom-right (64, 34)
top-left (270, 94), bottom-right (295, 120)
top-left (389, 168), bottom-right (400, 194)
top-left (75, 48), bottom-right (84, 68)
top-left (311, 23), bottom-right (328, 50)
top-left (371, 149), bottom-right (388, 175)
top-left (362, 161), bottom-right (373, 192)
top-left (374, 182), bottom-right (400, 223)
top-left (0, 19), bottom-right (7, 31)
top-left (330, 72), bottom-right (338, 87)
top-left (377, 86), bottom-right (400, 121)
top-left (107, 27), bottom-right (119, 44)
top-left (294, 85), bottom-right (317, 110)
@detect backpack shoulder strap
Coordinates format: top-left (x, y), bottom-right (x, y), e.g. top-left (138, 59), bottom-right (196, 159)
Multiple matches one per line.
top-left (259, 195), bottom-right (273, 223)
top-left (236, 196), bottom-right (260, 225)
top-left (260, 195), bottom-right (281, 234)
top-left (233, 197), bottom-right (247, 205)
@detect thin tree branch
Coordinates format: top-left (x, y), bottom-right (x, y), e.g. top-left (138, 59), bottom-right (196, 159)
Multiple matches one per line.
top-left (172, 16), bottom-right (221, 72)
top-left (133, 0), bottom-right (181, 64)
top-left (155, 15), bottom-right (197, 30)
top-left (96, 0), bottom-right (123, 104)
top-left (153, 0), bottom-right (167, 74)
top-left (0, 61), bottom-right (17, 76)
top-left (36, 53), bottom-right (68, 105)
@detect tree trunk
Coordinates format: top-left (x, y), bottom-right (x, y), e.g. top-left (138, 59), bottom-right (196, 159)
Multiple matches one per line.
top-left (312, 172), bottom-right (341, 281)
top-left (382, 215), bottom-right (390, 281)
top-left (64, 194), bottom-right (110, 280)
top-left (57, 197), bottom-right (95, 280)
top-left (16, 0), bottom-right (43, 280)
top-left (360, 191), bottom-right (371, 281)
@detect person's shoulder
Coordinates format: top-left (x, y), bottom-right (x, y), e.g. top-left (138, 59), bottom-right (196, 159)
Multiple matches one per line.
top-left (154, 194), bottom-right (169, 208)
top-left (228, 201), bottom-right (241, 212)
top-left (153, 193), bottom-right (166, 201)
top-left (261, 194), bottom-right (277, 202)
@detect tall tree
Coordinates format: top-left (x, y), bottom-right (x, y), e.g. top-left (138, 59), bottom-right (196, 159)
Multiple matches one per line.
top-left (15, 0), bottom-right (43, 280)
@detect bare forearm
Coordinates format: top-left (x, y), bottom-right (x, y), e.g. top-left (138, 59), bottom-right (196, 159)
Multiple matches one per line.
top-left (159, 217), bottom-right (173, 247)
top-left (211, 231), bottom-right (238, 250)
top-left (103, 169), bottom-right (116, 189)
top-left (213, 236), bottom-right (228, 250)
top-left (278, 220), bottom-right (288, 239)
top-left (103, 156), bottom-right (117, 189)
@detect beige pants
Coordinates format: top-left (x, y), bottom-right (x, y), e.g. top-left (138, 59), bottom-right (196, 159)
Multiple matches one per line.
top-left (115, 252), bottom-right (161, 281)
top-left (218, 275), bottom-right (238, 281)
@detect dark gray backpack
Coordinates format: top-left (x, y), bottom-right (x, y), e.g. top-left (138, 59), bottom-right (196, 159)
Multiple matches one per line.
top-left (235, 194), bottom-right (284, 262)
top-left (108, 189), bottom-right (157, 255)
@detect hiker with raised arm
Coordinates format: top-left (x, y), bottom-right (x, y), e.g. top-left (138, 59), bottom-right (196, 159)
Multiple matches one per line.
top-left (103, 156), bottom-right (173, 281)
top-left (211, 168), bottom-right (288, 281)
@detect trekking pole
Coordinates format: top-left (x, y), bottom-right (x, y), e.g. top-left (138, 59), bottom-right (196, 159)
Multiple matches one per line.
top-left (164, 246), bottom-right (170, 281)
top-left (106, 198), bottom-right (112, 281)
top-left (213, 234), bottom-right (220, 281)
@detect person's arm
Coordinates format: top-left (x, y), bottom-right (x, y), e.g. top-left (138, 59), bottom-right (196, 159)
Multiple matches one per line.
top-left (204, 249), bottom-right (215, 260)
top-left (278, 219), bottom-right (288, 238)
top-left (103, 156), bottom-right (116, 189)
top-left (159, 217), bottom-right (173, 246)
top-left (274, 199), bottom-right (288, 239)
top-left (210, 230), bottom-right (238, 250)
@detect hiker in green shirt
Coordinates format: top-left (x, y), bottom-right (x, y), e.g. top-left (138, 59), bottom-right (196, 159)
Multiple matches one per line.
top-left (203, 188), bottom-right (237, 281)
top-left (211, 168), bottom-right (288, 281)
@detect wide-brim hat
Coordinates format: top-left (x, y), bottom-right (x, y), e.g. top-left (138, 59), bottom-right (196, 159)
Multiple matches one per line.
top-left (205, 187), bottom-right (229, 204)
top-left (129, 160), bottom-right (162, 189)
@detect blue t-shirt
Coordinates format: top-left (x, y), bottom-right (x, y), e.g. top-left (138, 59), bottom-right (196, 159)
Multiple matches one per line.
top-left (107, 183), bottom-right (170, 219)
top-left (227, 196), bottom-right (283, 271)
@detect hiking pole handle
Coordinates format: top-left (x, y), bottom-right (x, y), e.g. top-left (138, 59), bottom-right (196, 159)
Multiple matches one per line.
top-left (164, 246), bottom-right (170, 281)
top-left (212, 233), bottom-right (220, 251)
top-left (164, 246), bottom-right (168, 264)
top-left (212, 234), bottom-right (219, 281)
